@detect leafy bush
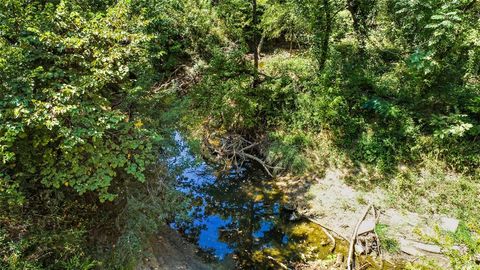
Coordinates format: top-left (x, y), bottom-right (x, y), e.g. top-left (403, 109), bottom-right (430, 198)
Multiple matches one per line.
top-left (1, 0), bottom-right (189, 268)
top-left (0, 0), bottom-right (159, 203)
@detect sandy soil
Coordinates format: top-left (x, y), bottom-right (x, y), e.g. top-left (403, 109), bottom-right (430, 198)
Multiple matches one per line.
top-left (278, 169), bottom-right (456, 268)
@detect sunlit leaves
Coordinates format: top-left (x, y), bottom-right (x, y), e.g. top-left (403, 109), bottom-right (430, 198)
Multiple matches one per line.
top-left (431, 114), bottom-right (475, 139)
top-left (0, 0), bottom-right (161, 202)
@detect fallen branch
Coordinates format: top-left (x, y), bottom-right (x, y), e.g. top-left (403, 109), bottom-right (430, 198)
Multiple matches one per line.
top-left (205, 134), bottom-right (282, 177)
top-left (347, 203), bottom-right (373, 270)
top-left (358, 261), bottom-right (372, 270)
top-left (320, 225), bottom-right (336, 253)
top-left (240, 152), bottom-right (282, 177)
top-left (266, 256), bottom-right (289, 270)
top-left (305, 217), bottom-right (349, 241)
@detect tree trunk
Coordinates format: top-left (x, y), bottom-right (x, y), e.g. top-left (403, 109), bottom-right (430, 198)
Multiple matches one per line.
top-left (252, 0), bottom-right (260, 87)
top-left (257, 34), bottom-right (265, 56)
top-left (347, 0), bottom-right (366, 54)
top-left (315, 0), bottom-right (332, 71)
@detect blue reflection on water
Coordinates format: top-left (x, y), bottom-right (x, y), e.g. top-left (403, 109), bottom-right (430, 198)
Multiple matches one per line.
top-left (253, 221), bottom-right (273, 239)
top-left (198, 215), bottom-right (233, 258)
top-left (169, 132), bottom-right (280, 261)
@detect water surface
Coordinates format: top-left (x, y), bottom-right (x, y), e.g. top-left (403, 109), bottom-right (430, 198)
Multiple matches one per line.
top-left (169, 134), bottom-right (392, 269)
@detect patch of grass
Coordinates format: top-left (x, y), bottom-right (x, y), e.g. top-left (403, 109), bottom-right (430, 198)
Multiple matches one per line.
top-left (375, 223), bottom-right (400, 253)
top-left (355, 193), bottom-right (368, 205)
top-left (386, 158), bottom-right (480, 220)
top-left (266, 131), bottom-right (311, 174)
top-left (424, 222), bottom-right (480, 269)
top-left (339, 200), bottom-right (355, 211)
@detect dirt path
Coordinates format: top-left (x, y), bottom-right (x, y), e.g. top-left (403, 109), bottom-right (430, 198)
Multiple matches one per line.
top-left (136, 227), bottom-right (212, 270)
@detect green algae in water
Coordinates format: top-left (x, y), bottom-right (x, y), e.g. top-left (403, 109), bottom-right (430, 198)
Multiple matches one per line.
top-left (252, 221), bottom-right (403, 270)
top-left (250, 221), bottom-right (349, 269)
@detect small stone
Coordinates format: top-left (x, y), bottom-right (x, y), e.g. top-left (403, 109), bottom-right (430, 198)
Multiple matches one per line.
top-left (399, 239), bottom-right (423, 256)
top-left (289, 212), bottom-right (299, 221)
top-left (355, 244), bottom-right (365, 254)
top-left (440, 217), bottom-right (459, 232)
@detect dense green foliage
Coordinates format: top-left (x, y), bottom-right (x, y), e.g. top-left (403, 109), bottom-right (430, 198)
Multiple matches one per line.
top-left (1, 0), bottom-right (157, 203)
top-left (186, 0), bottom-right (480, 174)
top-left (1, 0), bottom-right (479, 269)
top-left (0, 0), bottom-right (189, 268)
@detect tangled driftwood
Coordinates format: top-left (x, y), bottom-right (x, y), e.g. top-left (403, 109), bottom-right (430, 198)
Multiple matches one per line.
top-left (205, 133), bottom-right (281, 176)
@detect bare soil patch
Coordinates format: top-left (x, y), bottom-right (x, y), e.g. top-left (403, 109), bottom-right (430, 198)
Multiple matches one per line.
top-left (278, 169), bottom-right (458, 268)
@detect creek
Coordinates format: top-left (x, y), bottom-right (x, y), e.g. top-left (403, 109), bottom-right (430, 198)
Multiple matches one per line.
top-left (169, 133), bottom-right (396, 269)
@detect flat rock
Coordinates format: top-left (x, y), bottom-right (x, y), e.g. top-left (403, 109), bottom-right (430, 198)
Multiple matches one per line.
top-left (399, 238), bottom-right (422, 256)
top-left (440, 217), bottom-right (459, 232)
top-left (413, 242), bottom-right (442, 254)
top-left (357, 218), bottom-right (376, 235)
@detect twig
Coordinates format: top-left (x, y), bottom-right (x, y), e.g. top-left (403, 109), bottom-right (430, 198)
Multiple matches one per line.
top-left (305, 217), bottom-right (349, 241)
top-left (347, 203), bottom-right (373, 270)
top-left (240, 152), bottom-right (274, 177)
top-left (320, 225), bottom-right (336, 253)
top-left (239, 142), bottom-right (260, 152)
top-left (358, 261), bottom-right (372, 270)
top-left (266, 256), bottom-right (289, 270)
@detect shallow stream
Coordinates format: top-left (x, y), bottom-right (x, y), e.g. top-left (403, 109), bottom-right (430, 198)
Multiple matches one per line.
top-left (170, 134), bottom-right (396, 269)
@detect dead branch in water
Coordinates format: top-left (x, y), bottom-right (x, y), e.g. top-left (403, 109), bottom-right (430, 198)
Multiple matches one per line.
top-left (205, 133), bottom-right (282, 176)
top-left (303, 216), bottom-right (339, 252)
top-left (304, 216), bottom-right (349, 241)
top-left (347, 203), bottom-right (373, 270)
top-left (320, 225), bottom-right (336, 253)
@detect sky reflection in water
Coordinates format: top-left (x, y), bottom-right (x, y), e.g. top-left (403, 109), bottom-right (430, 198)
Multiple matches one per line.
top-left (169, 133), bottom-right (284, 261)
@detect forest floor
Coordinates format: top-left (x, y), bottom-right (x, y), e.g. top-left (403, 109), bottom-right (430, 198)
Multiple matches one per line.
top-left (278, 169), bottom-right (459, 269)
